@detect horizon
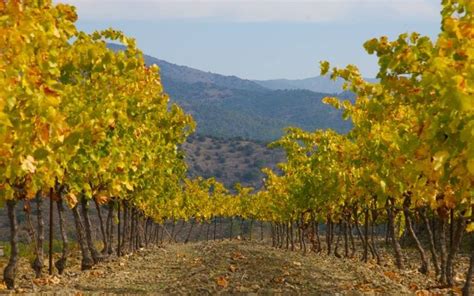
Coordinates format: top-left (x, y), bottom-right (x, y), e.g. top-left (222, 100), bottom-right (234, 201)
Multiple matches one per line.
top-left (60, 0), bottom-right (440, 80)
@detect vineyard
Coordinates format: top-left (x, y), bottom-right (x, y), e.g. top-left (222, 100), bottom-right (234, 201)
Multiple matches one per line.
top-left (0, 0), bottom-right (473, 295)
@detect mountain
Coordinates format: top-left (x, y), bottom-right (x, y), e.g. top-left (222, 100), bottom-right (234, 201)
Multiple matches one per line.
top-left (162, 77), bottom-right (352, 140)
top-left (153, 59), bottom-right (267, 92)
top-left (254, 76), bottom-right (378, 94)
top-left (107, 43), bottom-right (353, 142)
top-left (107, 43), bottom-right (265, 92)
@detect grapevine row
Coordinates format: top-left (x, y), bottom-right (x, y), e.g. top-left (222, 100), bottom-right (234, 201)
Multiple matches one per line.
top-left (1, 0), bottom-right (473, 295)
top-left (251, 1), bottom-right (474, 294)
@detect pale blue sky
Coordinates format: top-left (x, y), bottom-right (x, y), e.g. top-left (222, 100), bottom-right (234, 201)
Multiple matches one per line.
top-left (61, 0), bottom-right (441, 80)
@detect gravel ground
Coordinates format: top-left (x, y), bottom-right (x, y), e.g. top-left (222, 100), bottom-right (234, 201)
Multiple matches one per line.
top-left (0, 239), bottom-right (467, 295)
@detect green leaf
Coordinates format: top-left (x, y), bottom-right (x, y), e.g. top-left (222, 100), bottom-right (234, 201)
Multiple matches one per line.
top-left (33, 148), bottom-right (49, 160)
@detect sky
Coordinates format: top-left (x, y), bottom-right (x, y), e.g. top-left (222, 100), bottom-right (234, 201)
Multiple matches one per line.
top-left (60, 0), bottom-right (441, 80)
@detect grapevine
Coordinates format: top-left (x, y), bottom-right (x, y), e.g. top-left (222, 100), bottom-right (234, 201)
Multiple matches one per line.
top-left (0, 0), bottom-right (473, 294)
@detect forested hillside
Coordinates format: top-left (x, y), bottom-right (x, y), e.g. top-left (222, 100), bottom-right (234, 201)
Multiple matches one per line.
top-left (108, 43), bottom-right (354, 141)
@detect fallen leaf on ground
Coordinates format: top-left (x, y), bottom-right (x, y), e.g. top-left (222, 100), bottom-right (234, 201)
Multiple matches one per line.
top-left (50, 276), bottom-right (60, 285)
top-left (89, 270), bottom-right (104, 277)
top-left (415, 290), bottom-right (430, 296)
top-left (409, 282), bottom-right (419, 291)
top-left (341, 283), bottom-right (353, 290)
top-left (292, 261), bottom-right (301, 266)
top-left (32, 278), bottom-right (47, 286)
top-left (355, 283), bottom-right (373, 292)
top-left (273, 276), bottom-right (285, 284)
top-left (232, 251), bottom-right (246, 260)
top-left (384, 271), bottom-right (401, 282)
top-left (32, 276), bottom-right (60, 286)
top-left (193, 257), bottom-right (202, 262)
top-left (451, 286), bottom-right (463, 295)
top-left (216, 276), bottom-right (229, 288)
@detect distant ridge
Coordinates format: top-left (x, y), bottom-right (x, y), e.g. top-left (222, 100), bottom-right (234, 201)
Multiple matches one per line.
top-left (254, 76), bottom-right (378, 94)
top-left (107, 43), bottom-right (266, 92)
top-left (107, 43), bottom-right (353, 141)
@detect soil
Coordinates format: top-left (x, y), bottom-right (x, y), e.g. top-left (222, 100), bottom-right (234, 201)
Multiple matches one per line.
top-left (0, 239), bottom-right (467, 295)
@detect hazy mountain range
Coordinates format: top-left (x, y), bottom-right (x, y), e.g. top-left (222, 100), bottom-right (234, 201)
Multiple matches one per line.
top-left (254, 76), bottom-right (377, 94)
top-left (108, 44), bottom-right (370, 141)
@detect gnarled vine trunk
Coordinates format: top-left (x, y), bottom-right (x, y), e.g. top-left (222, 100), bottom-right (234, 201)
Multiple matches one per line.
top-left (72, 204), bottom-right (93, 270)
top-left (420, 208), bottom-right (440, 276)
top-left (93, 197), bottom-right (108, 255)
top-left (4, 200), bottom-right (19, 289)
top-left (55, 197), bottom-right (69, 275)
top-left (439, 217), bottom-right (448, 284)
top-left (387, 202), bottom-right (404, 269)
top-left (462, 236), bottom-right (474, 296)
top-left (403, 195), bottom-right (428, 274)
top-left (446, 217), bottom-right (466, 286)
top-left (80, 194), bottom-right (101, 263)
top-left (106, 202), bottom-right (114, 254)
top-left (32, 194), bottom-right (44, 278)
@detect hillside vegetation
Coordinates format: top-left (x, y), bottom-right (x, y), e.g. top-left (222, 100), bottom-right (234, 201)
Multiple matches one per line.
top-left (108, 43), bottom-right (354, 141)
top-left (183, 136), bottom-right (284, 189)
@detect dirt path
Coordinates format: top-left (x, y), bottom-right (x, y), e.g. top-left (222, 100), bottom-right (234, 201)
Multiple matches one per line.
top-left (7, 240), bottom-right (419, 295)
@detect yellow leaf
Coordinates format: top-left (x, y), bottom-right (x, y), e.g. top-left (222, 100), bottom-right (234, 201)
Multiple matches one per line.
top-left (123, 181), bottom-right (133, 191)
top-left (0, 113), bottom-right (12, 127)
top-left (21, 155), bottom-right (36, 173)
top-left (466, 223), bottom-right (474, 233)
top-left (433, 150), bottom-right (449, 171)
top-left (64, 192), bottom-right (78, 208)
top-left (380, 180), bottom-right (387, 193)
top-left (467, 159), bottom-right (474, 175)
